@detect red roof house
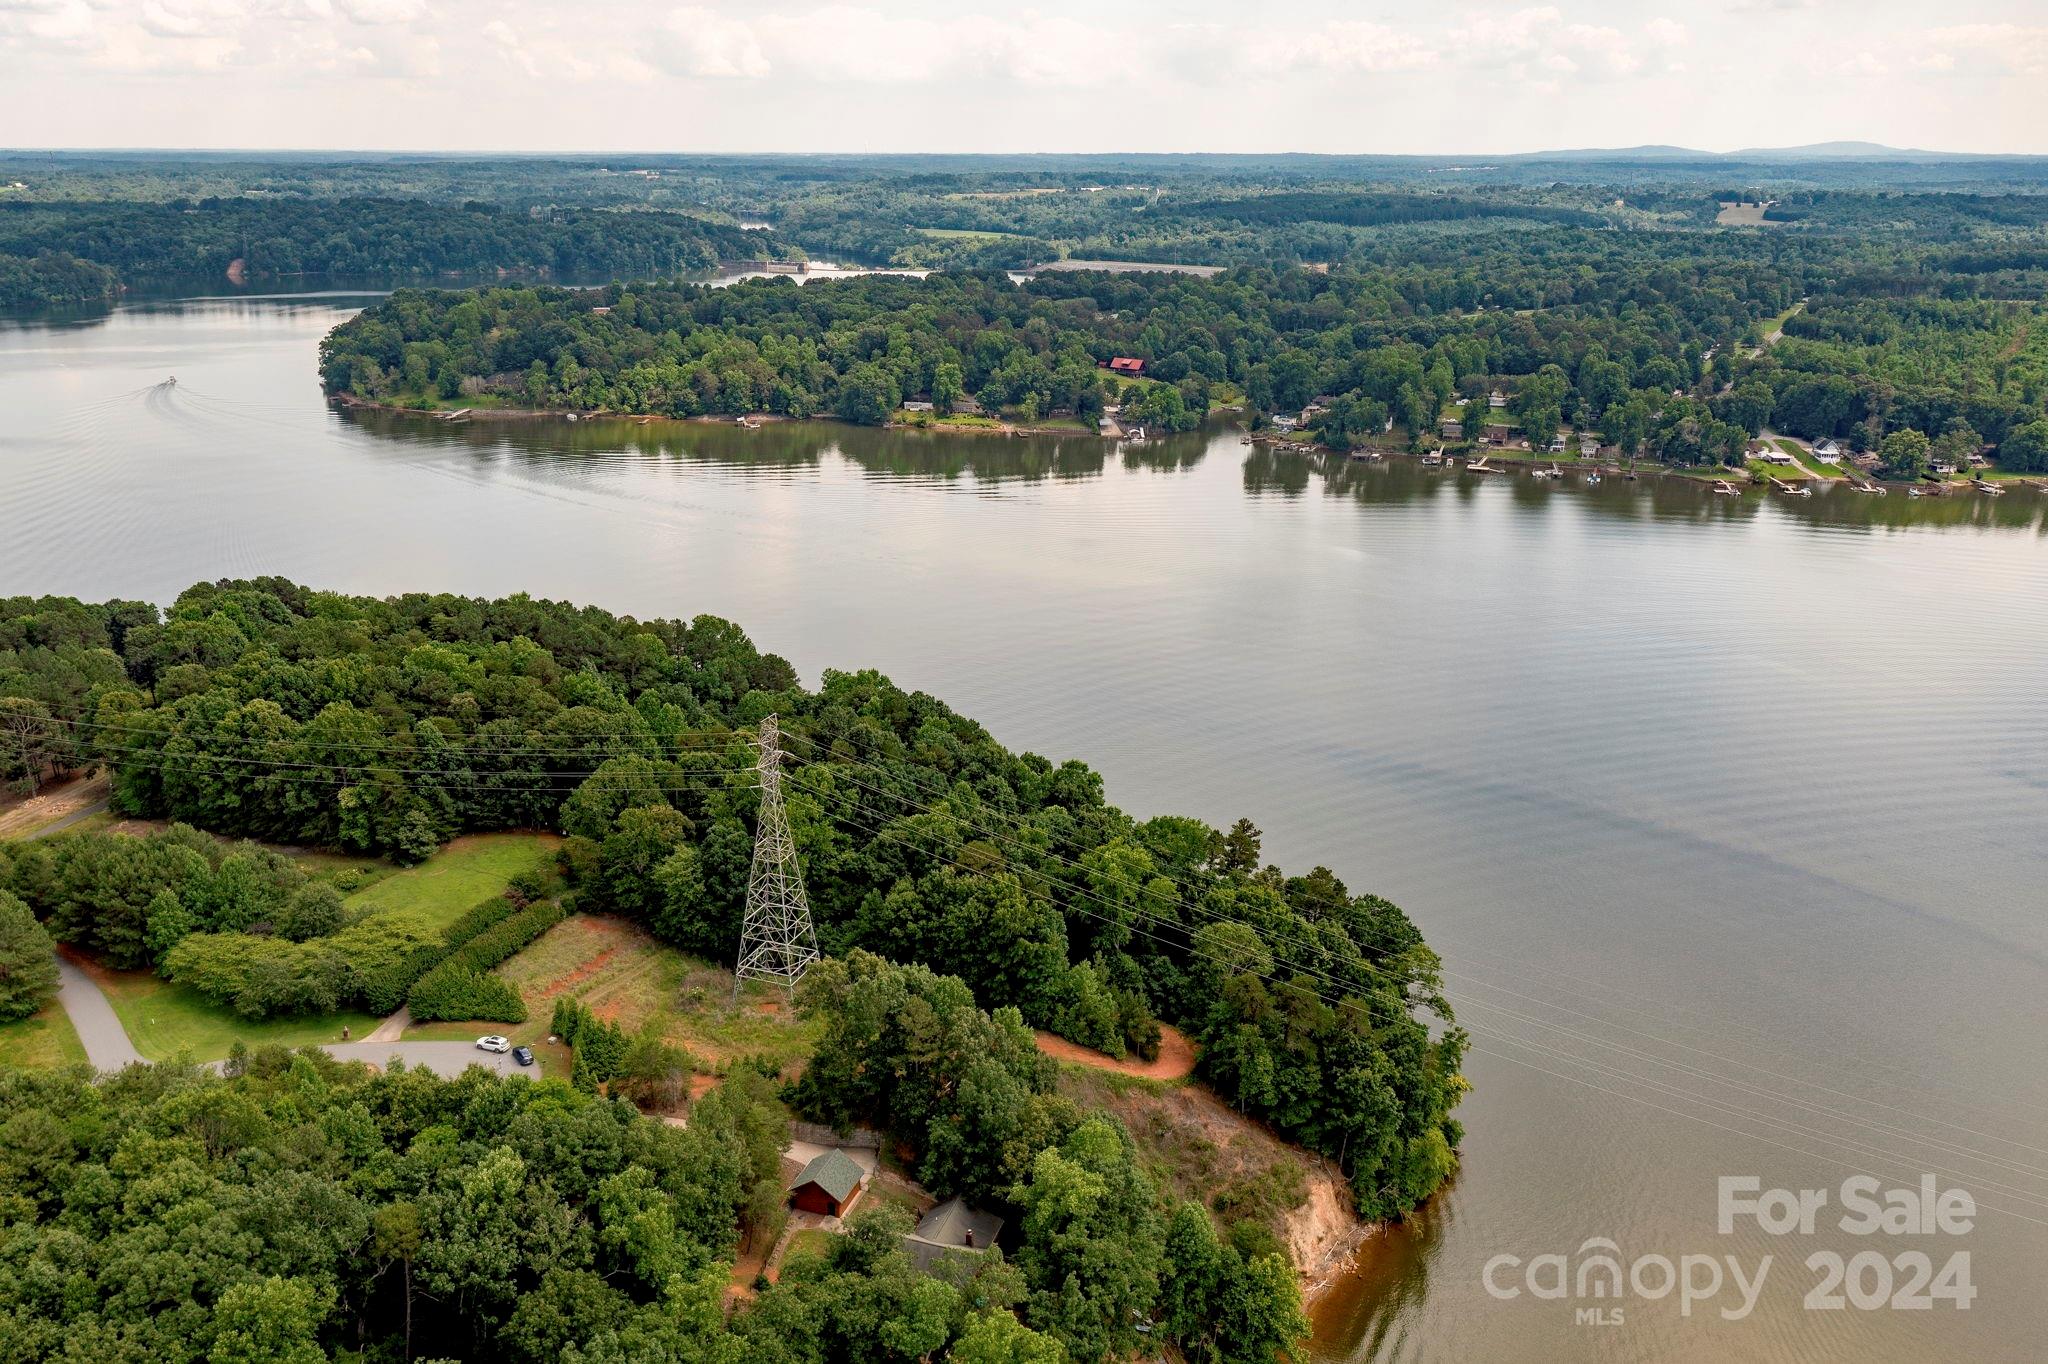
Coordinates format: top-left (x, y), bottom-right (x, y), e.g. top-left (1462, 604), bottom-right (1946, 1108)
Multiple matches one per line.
top-left (1106, 357), bottom-right (1145, 376)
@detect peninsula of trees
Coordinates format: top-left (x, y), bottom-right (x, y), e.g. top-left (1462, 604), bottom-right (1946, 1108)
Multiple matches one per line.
top-left (0, 579), bottom-right (1465, 1361)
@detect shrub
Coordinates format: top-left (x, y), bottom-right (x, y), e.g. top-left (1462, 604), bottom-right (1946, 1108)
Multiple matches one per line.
top-left (163, 932), bottom-right (347, 1018)
top-left (407, 967), bottom-right (526, 1024)
top-left (164, 913), bottom-right (444, 1018)
top-left (341, 915), bottom-right (448, 1014)
top-left (0, 891), bottom-right (59, 1022)
top-left (441, 893), bottom-right (523, 949)
top-left (553, 995), bottom-right (628, 1092)
top-left (404, 900), bottom-right (564, 1022)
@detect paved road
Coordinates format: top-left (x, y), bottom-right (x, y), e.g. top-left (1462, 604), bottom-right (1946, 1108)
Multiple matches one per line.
top-left (362, 1005), bottom-right (410, 1044)
top-left (55, 953), bottom-right (144, 1070)
top-left (319, 1039), bottom-right (537, 1078)
top-left (51, 951), bottom-right (537, 1078)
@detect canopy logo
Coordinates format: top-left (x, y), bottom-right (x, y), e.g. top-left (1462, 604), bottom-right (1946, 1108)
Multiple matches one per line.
top-left (1482, 1175), bottom-right (1978, 1324)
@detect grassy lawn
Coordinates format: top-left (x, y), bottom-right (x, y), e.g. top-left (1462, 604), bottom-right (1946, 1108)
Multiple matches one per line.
top-left (0, 1000), bottom-right (89, 1070)
top-left (895, 411), bottom-right (1005, 430)
top-left (9, 833), bottom-right (561, 1068)
top-left (1761, 300), bottom-right (1806, 338)
top-left (95, 966), bottom-right (380, 1062)
top-left (1766, 439), bottom-right (1840, 480)
top-left (343, 832), bottom-right (559, 935)
top-left (406, 914), bottom-right (819, 1074)
top-left (783, 1228), bottom-right (837, 1265)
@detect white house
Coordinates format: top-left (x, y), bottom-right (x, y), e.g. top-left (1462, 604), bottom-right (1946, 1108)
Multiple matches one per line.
top-left (1813, 438), bottom-right (1842, 461)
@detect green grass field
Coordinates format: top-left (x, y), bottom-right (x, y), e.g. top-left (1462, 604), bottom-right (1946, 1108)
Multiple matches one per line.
top-left (96, 967), bottom-right (382, 1063)
top-left (0, 1001), bottom-right (89, 1070)
top-left (344, 832), bottom-right (558, 935)
top-left (1762, 300), bottom-right (1806, 338)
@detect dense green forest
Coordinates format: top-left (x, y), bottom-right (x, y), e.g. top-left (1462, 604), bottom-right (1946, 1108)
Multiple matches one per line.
top-left (0, 249), bottom-right (119, 308)
top-left (0, 1049), bottom-right (1086, 1363)
top-left (0, 580), bottom-right (1466, 1234)
top-left (318, 235), bottom-right (2048, 468)
top-left (10, 149), bottom-right (2048, 468)
top-left (0, 199), bottom-right (782, 296)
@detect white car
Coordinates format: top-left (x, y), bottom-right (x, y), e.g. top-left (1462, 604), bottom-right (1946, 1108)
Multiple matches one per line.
top-left (475, 1035), bottom-right (512, 1053)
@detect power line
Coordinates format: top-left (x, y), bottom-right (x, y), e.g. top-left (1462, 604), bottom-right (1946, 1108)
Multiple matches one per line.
top-left (769, 724), bottom-right (2048, 1140)
top-left (734, 714), bottom-right (818, 994)
top-left (25, 713), bottom-right (2047, 1167)
top-left (29, 725), bottom-right (2048, 1219)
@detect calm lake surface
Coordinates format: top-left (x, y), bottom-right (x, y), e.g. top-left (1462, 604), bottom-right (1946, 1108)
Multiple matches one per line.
top-left (4, 294), bottom-right (2046, 1362)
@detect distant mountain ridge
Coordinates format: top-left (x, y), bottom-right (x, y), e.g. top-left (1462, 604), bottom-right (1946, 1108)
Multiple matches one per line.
top-left (1519, 141), bottom-right (2028, 163)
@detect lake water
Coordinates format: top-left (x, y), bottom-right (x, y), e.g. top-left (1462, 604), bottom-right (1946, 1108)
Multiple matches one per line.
top-left (3, 294), bottom-right (2045, 1362)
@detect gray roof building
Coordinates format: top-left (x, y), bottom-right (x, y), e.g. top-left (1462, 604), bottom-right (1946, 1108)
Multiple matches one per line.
top-left (903, 1197), bottom-right (1006, 1272)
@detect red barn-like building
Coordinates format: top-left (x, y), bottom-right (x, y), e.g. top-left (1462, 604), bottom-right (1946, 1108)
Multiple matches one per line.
top-left (1106, 357), bottom-right (1145, 376)
top-left (790, 1148), bottom-right (868, 1218)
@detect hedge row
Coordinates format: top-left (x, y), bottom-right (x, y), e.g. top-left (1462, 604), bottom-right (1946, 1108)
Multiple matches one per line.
top-left (355, 892), bottom-right (523, 1014)
top-left (407, 967), bottom-right (525, 1023)
top-left (405, 900), bottom-right (566, 1023)
top-left (552, 995), bottom-right (628, 1092)
top-left (443, 893), bottom-right (526, 948)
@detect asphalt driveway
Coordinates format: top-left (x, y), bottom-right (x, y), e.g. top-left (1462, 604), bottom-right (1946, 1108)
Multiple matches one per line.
top-left (51, 954), bottom-right (538, 1078)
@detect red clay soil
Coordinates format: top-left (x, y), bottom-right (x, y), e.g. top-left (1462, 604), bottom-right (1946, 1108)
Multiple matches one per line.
top-left (1033, 1023), bottom-right (1196, 1080)
top-left (538, 943), bottom-right (622, 1000)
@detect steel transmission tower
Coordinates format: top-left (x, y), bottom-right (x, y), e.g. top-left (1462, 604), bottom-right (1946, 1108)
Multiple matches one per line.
top-left (734, 714), bottom-right (819, 993)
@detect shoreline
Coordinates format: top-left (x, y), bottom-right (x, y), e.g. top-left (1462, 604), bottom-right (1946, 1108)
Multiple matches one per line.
top-left (1253, 434), bottom-right (2031, 494)
top-left (327, 396), bottom-right (2038, 493)
top-left (327, 391), bottom-right (1136, 441)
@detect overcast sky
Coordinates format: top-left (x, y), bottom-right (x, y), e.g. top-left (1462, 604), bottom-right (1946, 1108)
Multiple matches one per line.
top-left (2, 1), bottom-right (2045, 155)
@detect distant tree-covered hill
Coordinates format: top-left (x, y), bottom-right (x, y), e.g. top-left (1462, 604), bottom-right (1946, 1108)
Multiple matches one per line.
top-left (0, 198), bottom-right (784, 293)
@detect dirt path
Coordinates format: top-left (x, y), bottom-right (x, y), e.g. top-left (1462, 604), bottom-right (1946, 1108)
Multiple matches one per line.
top-left (0, 773), bottom-right (109, 840)
top-left (1033, 1023), bottom-right (1196, 1080)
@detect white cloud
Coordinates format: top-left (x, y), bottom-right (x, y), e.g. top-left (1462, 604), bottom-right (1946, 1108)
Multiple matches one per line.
top-left (0, 0), bottom-right (95, 46)
top-left (138, 0), bottom-right (248, 40)
top-left (657, 6), bottom-right (1121, 88)
top-left (1645, 18), bottom-right (1688, 48)
top-left (0, 1), bottom-right (2043, 153)
top-left (335, 0), bottom-right (423, 23)
top-left (1920, 23), bottom-right (2048, 76)
top-left (485, 16), bottom-right (603, 81)
top-left (1563, 23), bottom-right (1642, 77)
top-left (1249, 21), bottom-right (1440, 74)
top-left (1452, 6), bottom-right (1563, 52)
top-left (662, 5), bottom-right (769, 79)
